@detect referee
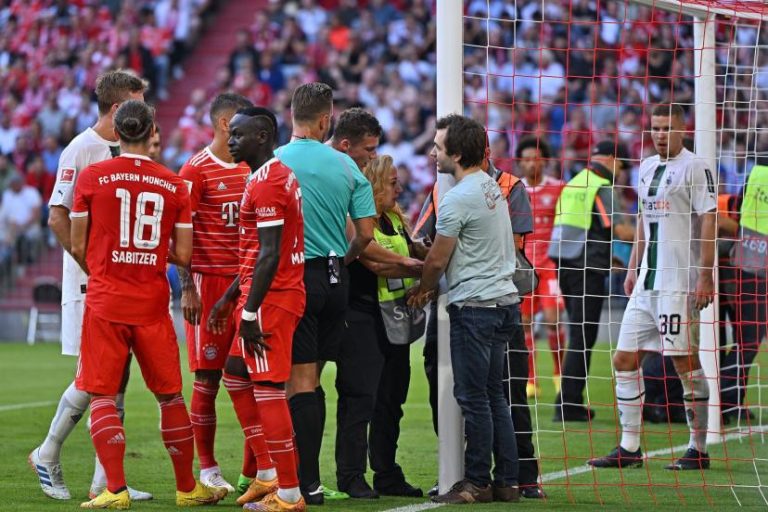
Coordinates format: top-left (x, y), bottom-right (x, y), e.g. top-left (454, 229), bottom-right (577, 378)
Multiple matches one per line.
top-left (275, 82), bottom-right (376, 505)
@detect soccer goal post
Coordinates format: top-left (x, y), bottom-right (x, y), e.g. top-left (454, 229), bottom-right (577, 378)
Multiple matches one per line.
top-left (435, 0), bottom-right (768, 498)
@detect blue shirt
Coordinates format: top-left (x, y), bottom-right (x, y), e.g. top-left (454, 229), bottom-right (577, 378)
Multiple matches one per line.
top-left (276, 139), bottom-right (376, 259)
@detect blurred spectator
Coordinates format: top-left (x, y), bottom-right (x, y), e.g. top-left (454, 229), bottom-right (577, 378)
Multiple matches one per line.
top-left (0, 154), bottom-right (17, 193)
top-left (37, 96), bottom-right (67, 139)
top-left (40, 136), bottom-right (61, 176)
top-left (0, 174), bottom-right (42, 264)
top-left (228, 28), bottom-right (260, 78)
top-left (0, 114), bottom-right (20, 155)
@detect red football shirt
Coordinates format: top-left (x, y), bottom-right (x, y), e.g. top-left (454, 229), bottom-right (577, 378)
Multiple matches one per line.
top-left (523, 175), bottom-right (565, 270)
top-left (71, 153), bottom-right (192, 325)
top-left (237, 157), bottom-right (305, 317)
top-left (179, 147), bottom-right (250, 276)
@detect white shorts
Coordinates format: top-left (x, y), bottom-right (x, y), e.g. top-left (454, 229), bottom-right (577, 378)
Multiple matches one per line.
top-left (616, 291), bottom-right (699, 356)
top-left (61, 300), bottom-right (85, 356)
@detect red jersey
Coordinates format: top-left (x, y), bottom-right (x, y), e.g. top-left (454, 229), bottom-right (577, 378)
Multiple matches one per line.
top-left (179, 147), bottom-right (250, 276)
top-left (72, 153), bottom-right (192, 325)
top-left (237, 158), bottom-right (305, 317)
top-left (523, 175), bottom-right (565, 270)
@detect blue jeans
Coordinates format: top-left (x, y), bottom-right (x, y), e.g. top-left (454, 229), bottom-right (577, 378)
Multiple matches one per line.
top-left (448, 303), bottom-right (520, 487)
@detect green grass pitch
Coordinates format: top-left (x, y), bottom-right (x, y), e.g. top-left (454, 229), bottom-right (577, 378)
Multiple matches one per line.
top-left (1, 341), bottom-right (765, 511)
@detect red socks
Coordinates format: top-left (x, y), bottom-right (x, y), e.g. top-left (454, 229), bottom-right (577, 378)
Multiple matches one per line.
top-left (524, 331), bottom-right (536, 383)
top-left (90, 397), bottom-right (126, 493)
top-left (549, 329), bottom-right (565, 376)
top-left (254, 385), bottom-right (299, 489)
top-left (159, 396), bottom-right (196, 493)
top-left (223, 373), bottom-right (273, 472)
top-left (242, 440), bottom-right (258, 478)
top-left (190, 380), bottom-right (219, 470)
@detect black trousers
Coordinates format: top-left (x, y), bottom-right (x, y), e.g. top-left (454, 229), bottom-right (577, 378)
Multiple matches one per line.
top-left (335, 307), bottom-right (411, 490)
top-left (557, 267), bottom-right (607, 408)
top-left (424, 301), bottom-right (539, 487)
top-left (720, 270), bottom-right (767, 409)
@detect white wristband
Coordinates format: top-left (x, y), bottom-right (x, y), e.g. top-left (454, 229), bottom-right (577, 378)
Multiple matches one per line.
top-left (241, 310), bottom-right (258, 322)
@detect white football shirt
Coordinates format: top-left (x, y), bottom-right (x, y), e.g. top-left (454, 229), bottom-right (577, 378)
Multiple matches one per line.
top-left (637, 147), bottom-right (717, 293)
top-left (49, 127), bottom-right (120, 304)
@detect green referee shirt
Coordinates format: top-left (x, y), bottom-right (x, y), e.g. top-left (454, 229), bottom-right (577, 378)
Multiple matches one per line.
top-left (275, 138), bottom-right (376, 260)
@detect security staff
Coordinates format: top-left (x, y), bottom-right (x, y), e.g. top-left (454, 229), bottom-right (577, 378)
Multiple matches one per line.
top-left (720, 163), bottom-right (768, 423)
top-left (549, 140), bottom-right (634, 422)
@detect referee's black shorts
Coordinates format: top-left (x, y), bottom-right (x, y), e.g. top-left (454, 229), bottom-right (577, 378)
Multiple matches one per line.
top-left (292, 257), bottom-right (349, 364)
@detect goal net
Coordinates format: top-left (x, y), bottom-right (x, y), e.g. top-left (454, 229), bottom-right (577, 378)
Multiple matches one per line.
top-left (435, 0), bottom-right (768, 505)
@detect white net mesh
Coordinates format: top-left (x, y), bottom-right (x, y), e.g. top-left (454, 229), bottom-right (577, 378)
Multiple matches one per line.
top-left (457, 0), bottom-right (768, 504)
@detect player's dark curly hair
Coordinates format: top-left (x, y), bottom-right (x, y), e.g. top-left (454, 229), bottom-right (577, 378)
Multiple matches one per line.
top-left (435, 114), bottom-right (485, 169)
top-left (333, 108), bottom-right (382, 144)
top-left (515, 135), bottom-right (552, 160)
top-left (114, 100), bottom-right (155, 144)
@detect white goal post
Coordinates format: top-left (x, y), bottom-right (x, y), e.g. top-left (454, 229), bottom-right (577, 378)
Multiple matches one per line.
top-left (434, 0), bottom-right (768, 494)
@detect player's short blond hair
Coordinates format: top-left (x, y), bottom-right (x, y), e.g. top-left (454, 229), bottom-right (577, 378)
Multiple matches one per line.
top-left (95, 70), bottom-right (148, 115)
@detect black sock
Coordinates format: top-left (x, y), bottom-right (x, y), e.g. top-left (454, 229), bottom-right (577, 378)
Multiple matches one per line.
top-left (290, 392), bottom-right (322, 489)
top-left (316, 385), bottom-right (326, 451)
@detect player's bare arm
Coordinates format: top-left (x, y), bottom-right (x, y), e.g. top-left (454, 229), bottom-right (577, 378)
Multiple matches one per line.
top-left (49, 205), bottom-right (73, 253)
top-left (168, 225), bottom-right (193, 267)
top-left (69, 214), bottom-right (89, 275)
top-left (178, 265), bottom-right (203, 325)
top-left (207, 276), bottom-right (240, 336)
top-left (344, 216), bottom-right (375, 266)
top-left (240, 224), bottom-right (283, 357)
top-left (624, 212), bottom-right (645, 297)
top-left (407, 233), bottom-right (457, 309)
top-left (694, 209), bottom-right (716, 310)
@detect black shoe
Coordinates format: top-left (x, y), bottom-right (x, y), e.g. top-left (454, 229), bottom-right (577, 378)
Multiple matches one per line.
top-left (302, 482), bottom-right (324, 505)
top-left (553, 404), bottom-right (595, 422)
top-left (431, 479), bottom-right (492, 504)
top-left (342, 475), bottom-right (379, 499)
top-left (587, 446), bottom-right (643, 468)
top-left (427, 481), bottom-right (439, 497)
top-left (665, 447), bottom-right (710, 470)
top-left (375, 481), bottom-right (423, 498)
top-left (521, 485), bottom-right (547, 499)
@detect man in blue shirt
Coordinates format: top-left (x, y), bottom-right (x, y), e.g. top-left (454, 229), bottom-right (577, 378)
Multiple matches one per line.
top-left (275, 82), bottom-right (376, 505)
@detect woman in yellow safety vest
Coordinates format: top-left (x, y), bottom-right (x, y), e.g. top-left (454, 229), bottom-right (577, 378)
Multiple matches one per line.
top-left (334, 155), bottom-right (427, 498)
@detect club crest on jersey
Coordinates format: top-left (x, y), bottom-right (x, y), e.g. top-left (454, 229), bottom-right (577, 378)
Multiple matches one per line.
top-left (59, 167), bottom-right (76, 183)
top-left (203, 344), bottom-right (218, 360)
top-left (217, 181), bottom-right (227, 191)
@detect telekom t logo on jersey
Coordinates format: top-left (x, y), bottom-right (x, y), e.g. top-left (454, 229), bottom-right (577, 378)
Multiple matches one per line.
top-left (221, 201), bottom-right (239, 227)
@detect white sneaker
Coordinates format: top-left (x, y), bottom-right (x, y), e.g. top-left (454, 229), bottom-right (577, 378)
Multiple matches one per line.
top-left (200, 467), bottom-right (235, 493)
top-left (29, 447), bottom-right (70, 500)
top-left (89, 485), bottom-right (153, 501)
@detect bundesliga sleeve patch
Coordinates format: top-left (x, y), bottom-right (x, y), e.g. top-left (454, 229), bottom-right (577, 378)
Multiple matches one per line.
top-left (59, 167), bottom-right (76, 183)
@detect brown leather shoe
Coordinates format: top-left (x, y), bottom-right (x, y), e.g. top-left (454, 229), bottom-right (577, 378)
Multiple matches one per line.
top-left (492, 484), bottom-right (520, 502)
top-left (431, 479), bottom-right (492, 504)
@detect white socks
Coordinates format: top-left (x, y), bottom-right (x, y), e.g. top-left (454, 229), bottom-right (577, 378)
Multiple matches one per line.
top-left (38, 381), bottom-right (90, 462)
top-left (257, 468), bottom-right (277, 482)
top-left (616, 369), bottom-right (644, 453)
top-left (277, 487), bottom-right (301, 503)
top-left (680, 368), bottom-right (709, 453)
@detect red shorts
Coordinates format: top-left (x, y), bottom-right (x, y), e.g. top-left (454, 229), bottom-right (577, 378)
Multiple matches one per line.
top-left (229, 303), bottom-right (300, 383)
top-left (76, 306), bottom-right (182, 395)
top-left (185, 273), bottom-right (236, 371)
top-left (521, 268), bottom-right (564, 318)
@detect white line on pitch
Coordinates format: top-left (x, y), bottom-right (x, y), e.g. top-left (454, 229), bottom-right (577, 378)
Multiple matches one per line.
top-left (380, 426), bottom-right (768, 512)
top-left (0, 400), bottom-right (56, 412)
top-left (541, 425), bottom-right (768, 482)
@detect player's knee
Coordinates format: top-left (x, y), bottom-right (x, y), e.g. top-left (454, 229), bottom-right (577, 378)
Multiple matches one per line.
top-left (287, 363), bottom-right (317, 396)
top-left (223, 356), bottom-right (248, 379)
top-left (154, 392), bottom-right (183, 402)
top-left (195, 368), bottom-right (223, 384)
top-left (670, 354), bottom-right (701, 376)
top-left (612, 351), bottom-right (639, 372)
